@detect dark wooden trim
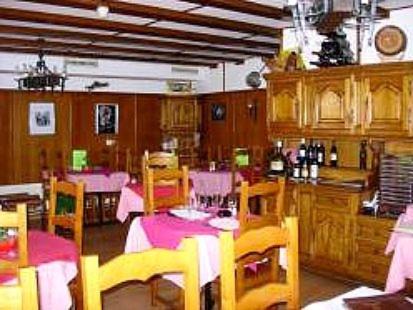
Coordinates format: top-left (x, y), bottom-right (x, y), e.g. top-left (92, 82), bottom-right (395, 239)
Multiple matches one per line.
top-left (0, 7), bottom-right (279, 49)
top-left (180, 0), bottom-right (289, 19)
top-left (0, 36), bottom-right (245, 64)
top-left (18, 0), bottom-right (281, 37)
top-left (0, 25), bottom-right (275, 58)
top-left (0, 46), bottom-right (217, 67)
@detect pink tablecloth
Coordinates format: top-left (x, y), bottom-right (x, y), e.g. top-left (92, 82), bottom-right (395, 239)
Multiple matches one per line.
top-left (116, 183), bottom-right (196, 223)
top-left (189, 170), bottom-right (243, 197)
top-left (385, 206), bottom-right (413, 293)
top-left (0, 231), bottom-right (78, 310)
top-left (66, 171), bottom-right (129, 193)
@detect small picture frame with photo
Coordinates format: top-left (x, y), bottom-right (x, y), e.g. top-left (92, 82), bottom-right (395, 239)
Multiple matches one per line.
top-left (95, 104), bottom-right (118, 134)
top-left (29, 102), bottom-right (56, 135)
top-left (211, 104), bottom-right (226, 121)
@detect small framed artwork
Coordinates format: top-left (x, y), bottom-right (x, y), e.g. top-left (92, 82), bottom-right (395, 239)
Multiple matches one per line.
top-left (29, 102), bottom-right (55, 135)
top-left (95, 104), bottom-right (118, 134)
top-left (211, 104), bottom-right (226, 121)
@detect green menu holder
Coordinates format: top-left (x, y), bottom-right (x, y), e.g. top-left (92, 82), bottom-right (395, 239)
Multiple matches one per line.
top-left (72, 149), bottom-right (87, 171)
top-left (235, 148), bottom-right (249, 167)
top-left (56, 193), bottom-right (75, 215)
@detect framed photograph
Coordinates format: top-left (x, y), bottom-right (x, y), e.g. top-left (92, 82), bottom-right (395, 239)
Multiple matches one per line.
top-left (95, 104), bottom-right (118, 134)
top-left (29, 102), bottom-right (55, 135)
top-left (211, 104), bottom-right (226, 121)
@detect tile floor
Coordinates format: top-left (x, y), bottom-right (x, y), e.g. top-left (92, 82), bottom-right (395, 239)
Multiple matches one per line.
top-left (83, 223), bottom-right (360, 309)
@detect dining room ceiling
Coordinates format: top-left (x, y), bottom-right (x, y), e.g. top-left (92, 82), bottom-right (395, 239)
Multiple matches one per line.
top-left (0, 0), bottom-right (409, 67)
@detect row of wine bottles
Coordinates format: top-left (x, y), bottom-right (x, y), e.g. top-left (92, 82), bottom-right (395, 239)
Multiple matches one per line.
top-left (267, 138), bottom-right (338, 180)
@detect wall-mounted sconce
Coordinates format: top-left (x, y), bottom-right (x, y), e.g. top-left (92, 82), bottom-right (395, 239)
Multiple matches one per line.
top-left (247, 100), bottom-right (258, 121)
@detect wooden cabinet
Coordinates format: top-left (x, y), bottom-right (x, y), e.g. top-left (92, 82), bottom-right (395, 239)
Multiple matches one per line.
top-left (297, 186), bottom-right (313, 262)
top-left (306, 72), bottom-right (358, 133)
top-left (352, 216), bottom-right (394, 285)
top-left (267, 74), bottom-right (303, 135)
top-left (265, 61), bottom-right (413, 138)
top-left (161, 95), bottom-right (200, 167)
top-left (361, 70), bottom-right (411, 136)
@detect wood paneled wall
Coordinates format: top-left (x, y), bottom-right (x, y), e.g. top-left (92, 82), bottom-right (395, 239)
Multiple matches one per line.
top-left (0, 90), bottom-right (163, 184)
top-left (199, 89), bottom-right (268, 160)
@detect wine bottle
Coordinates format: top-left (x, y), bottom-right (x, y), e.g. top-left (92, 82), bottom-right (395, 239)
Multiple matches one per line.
top-left (293, 156), bottom-right (301, 179)
top-left (310, 156), bottom-right (319, 180)
top-left (268, 140), bottom-right (285, 176)
top-left (317, 142), bottom-right (325, 166)
top-left (330, 141), bottom-right (338, 167)
top-left (301, 160), bottom-right (309, 180)
top-left (298, 138), bottom-right (307, 163)
top-left (359, 140), bottom-right (367, 170)
top-left (307, 139), bottom-right (316, 163)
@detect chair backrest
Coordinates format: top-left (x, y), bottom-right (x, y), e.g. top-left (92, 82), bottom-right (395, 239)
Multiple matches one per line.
top-left (0, 267), bottom-right (39, 310)
top-left (220, 217), bottom-right (299, 310)
top-left (81, 237), bottom-right (200, 310)
top-left (145, 166), bottom-right (189, 215)
top-left (142, 151), bottom-right (178, 170)
top-left (48, 177), bottom-right (85, 252)
top-left (239, 179), bottom-right (285, 233)
top-left (0, 204), bottom-right (27, 267)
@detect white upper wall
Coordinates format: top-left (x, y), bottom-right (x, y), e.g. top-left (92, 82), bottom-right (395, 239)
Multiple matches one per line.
top-left (0, 7), bottom-right (412, 94)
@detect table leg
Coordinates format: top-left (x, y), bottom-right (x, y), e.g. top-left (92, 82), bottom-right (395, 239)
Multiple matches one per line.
top-left (204, 282), bottom-right (214, 310)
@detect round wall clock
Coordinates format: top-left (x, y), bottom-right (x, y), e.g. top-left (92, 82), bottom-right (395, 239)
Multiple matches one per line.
top-left (375, 25), bottom-right (407, 56)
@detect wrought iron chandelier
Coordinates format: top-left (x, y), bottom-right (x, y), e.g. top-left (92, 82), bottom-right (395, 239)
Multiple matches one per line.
top-left (16, 50), bottom-right (67, 91)
top-left (286, 0), bottom-right (380, 47)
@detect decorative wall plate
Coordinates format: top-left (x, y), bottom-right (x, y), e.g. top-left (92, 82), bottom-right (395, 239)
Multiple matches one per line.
top-left (375, 26), bottom-right (407, 56)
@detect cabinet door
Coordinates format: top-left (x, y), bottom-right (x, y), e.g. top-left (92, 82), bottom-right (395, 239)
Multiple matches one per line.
top-left (362, 74), bottom-right (409, 135)
top-left (307, 75), bottom-right (355, 132)
top-left (311, 208), bottom-right (350, 268)
top-left (162, 96), bottom-right (197, 130)
top-left (298, 189), bottom-right (312, 261)
top-left (267, 77), bottom-right (302, 135)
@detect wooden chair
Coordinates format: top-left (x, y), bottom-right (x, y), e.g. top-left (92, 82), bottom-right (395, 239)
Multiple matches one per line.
top-left (0, 267), bottom-right (39, 310)
top-left (48, 177), bottom-right (85, 251)
top-left (81, 237), bottom-right (200, 310)
top-left (220, 217), bottom-right (299, 310)
top-left (239, 179), bottom-right (285, 233)
top-left (0, 204), bottom-right (28, 270)
top-left (48, 177), bottom-right (85, 309)
top-left (145, 166), bottom-right (189, 215)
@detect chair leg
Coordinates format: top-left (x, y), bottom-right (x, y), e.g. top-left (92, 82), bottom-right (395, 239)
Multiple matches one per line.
top-left (150, 279), bottom-right (158, 307)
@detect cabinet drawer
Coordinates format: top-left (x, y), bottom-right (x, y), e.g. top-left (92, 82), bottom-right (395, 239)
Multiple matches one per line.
top-left (313, 194), bottom-right (351, 212)
top-left (356, 218), bottom-right (394, 241)
top-left (354, 239), bottom-right (391, 264)
top-left (353, 255), bottom-right (389, 284)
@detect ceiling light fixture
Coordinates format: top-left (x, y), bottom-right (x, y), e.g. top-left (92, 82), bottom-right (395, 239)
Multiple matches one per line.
top-left (15, 50), bottom-right (67, 91)
top-left (96, 1), bottom-right (109, 18)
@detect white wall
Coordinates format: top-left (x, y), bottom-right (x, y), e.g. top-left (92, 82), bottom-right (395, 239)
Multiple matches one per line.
top-left (283, 7), bottom-right (413, 68)
top-left (0, 52), bottom-right (202, 93)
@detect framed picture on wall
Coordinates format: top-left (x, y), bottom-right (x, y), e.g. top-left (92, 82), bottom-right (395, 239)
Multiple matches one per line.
top-left (95, 103), bottom-right (119, 134)
top-left (29, 102), bottom-right (55, 135)
top-left (211, 104), bottom-right (226, 121)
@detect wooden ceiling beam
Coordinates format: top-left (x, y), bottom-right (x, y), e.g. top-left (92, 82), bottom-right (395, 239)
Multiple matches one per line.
top-left (0, 7), bottom-right (279, 49)
top-left (0, 25), bottom-right (276, 58)
top-left (18, 0), bottom-right (282, 37)
top-left (0, 45), bottom-right (218, 67)
top-left (0, 36), bottom-right (245, 63)
top-left (180, 0), bottom-right (289, 19)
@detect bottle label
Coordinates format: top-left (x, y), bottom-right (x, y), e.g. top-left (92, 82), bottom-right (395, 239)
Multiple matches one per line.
top-left (271, 161), bottom-right (284, 171)
top-left (276, 141), bottom-right (282, 148)
top-left (299, 149), bottom-right (306, 157)
top-left (293, 167), bottom-right (300, 178)
top-left (318, 153), bottom-right (324, 163)
top-left (310, 164), bottom-right (318, 179)
top-left (330, 153), bottom-right (337, 161)
top-left (301, 167), bottom-right (308, 178)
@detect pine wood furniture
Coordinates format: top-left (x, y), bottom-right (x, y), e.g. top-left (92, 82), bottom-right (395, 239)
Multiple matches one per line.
top-left (284, 182), bottom-right (394, 286)
top-left (145, 166), bottom-right (189, 215)
top-left (0, 267), bottom-right (39, 310)
top-left (161, 95), bottom-right (200, 167)
top-left (0, 204), bottom-right (27, 269)
top-left (219, 217), bottom-right (299, 310)
top-left (239, 179), bottom-right (285, 232)
top-left (81, 237), bottom-right (200, 310)
top-left (48, 176), bottom-right (85, 309)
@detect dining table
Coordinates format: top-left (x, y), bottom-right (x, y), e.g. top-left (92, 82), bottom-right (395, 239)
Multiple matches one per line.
top-left (124, 208), bottom-right (287, 309)
top-left (0, 230), bottom-right (78, 310)
top-left (116, 183), bottom-right (197, 222)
